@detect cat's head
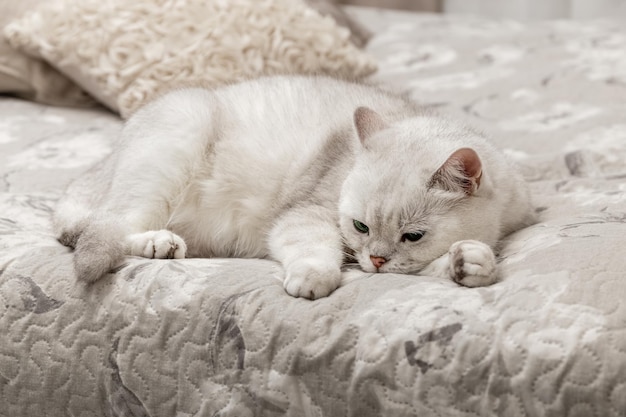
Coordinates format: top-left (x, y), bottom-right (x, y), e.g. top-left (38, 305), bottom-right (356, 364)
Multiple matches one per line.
top-left (339, 107), bottom-right (485, 274)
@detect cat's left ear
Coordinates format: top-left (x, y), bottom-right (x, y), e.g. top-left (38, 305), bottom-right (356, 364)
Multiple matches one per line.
top-left (430, 148), bottom-right (483, 195)
top-left (354, 107), bottom-right (388, 146)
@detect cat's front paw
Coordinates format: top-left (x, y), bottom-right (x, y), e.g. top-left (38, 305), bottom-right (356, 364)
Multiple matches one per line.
top-left (283, 260), bottom-right (341, 300)
top-left (448, 240), bottom-right (497, 287)
top-left (127, 230), bottom-right (187, 259)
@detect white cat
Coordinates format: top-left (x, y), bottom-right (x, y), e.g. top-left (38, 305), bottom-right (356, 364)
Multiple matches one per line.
top-left (54, 75), bottom-right (536, 299)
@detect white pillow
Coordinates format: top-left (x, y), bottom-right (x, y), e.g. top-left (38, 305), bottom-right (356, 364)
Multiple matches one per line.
top-left (0, 0), bottom-right (94, 107)
top-left (5, 0), bottom-right (377, 117)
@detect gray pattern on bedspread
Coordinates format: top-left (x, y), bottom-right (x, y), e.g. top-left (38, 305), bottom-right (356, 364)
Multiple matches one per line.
top-left (1, 8), bottom-right (625, 417)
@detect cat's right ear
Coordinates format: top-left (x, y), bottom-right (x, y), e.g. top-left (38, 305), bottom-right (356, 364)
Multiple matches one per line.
top-left (354, 107), bottom-right (388, 146)
top-left (429, 148), bottom-right (483, 196)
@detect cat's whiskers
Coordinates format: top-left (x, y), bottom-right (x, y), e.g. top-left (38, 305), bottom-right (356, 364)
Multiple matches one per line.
top-left (341, 251), bottom-right (356, 259)
top-left (339, 239), bottom-right (358, 263)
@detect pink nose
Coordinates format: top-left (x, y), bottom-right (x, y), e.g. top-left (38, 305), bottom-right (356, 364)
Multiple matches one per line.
top-left (370, 255), bottom-right (387, 269)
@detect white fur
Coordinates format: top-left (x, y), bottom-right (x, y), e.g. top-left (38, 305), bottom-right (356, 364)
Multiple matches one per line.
top-left (54, 75), bottom-right (535, 298)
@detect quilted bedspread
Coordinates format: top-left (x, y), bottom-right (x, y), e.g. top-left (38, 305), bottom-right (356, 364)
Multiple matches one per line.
top-left (2, 7), bottom-right (626, 417)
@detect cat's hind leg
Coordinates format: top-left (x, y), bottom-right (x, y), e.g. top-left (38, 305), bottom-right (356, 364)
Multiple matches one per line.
top-left (127, 230), bottom-right (187, 259)
top-left (73, 223), bottom-right (187, 283)
top-left (71, 90), bottom-right (216, 282)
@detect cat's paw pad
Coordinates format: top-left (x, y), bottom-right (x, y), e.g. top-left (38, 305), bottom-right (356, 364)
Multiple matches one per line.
top-left (283, 260), bottom-right (341, 300)
top-left (127, 230), bottom-right (187, 259)
top-left (448, 240), bottom-right (497, 287)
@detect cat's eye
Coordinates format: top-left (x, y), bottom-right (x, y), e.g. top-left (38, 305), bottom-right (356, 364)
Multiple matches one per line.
top-left (353, 219), bottom-right (369, 234)
top-left (402, 231), bottom-right (425, 242)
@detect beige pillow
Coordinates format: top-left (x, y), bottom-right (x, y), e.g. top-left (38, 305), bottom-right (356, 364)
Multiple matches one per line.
top-left (5, 0), bottom-right (377, 118)
top-left (0, 0), bottom-right (94, 107)
top-left (304, 0), bottom-right (372, 47)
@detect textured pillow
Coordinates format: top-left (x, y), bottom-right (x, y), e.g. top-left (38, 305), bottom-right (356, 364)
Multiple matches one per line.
top-left (5, 0), bottom-right (377, 117)
top-left (0, 0), bottom-right (94, 107)
top-left (304, 0), bottom-right (372, 47)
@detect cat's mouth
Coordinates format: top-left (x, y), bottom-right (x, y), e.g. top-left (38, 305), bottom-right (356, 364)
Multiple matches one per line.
top-left (345, 246), bottom-right (415, 275)
top-left (357, 257), bottom-right (422, 275)
top-left (345, 251), bottom-right (382, 274)
top-left (360, 263), bottom-right (380, 274)
top-left (357, 256), bottom-right (392, 274)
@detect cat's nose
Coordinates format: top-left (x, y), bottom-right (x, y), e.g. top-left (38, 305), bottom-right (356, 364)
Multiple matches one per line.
top-left (370, 255), bottom-right (387, 269)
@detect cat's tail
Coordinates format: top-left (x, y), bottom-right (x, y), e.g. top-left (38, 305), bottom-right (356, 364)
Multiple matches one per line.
top-left (56, 208), bottom-right (127, 283)
top-left (73, 216), bottom-right (127, 283)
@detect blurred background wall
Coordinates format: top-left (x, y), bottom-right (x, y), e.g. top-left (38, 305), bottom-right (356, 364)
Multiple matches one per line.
top-left (338, 0), bottom-right (626, 19)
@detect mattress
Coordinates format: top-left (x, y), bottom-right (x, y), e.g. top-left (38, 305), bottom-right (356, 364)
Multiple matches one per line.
top-left (1, 7), bottom-right (626, 417)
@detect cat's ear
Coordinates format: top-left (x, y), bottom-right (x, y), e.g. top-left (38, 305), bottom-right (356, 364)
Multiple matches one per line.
top-left (429, 148), bottom-right (482, 195)
top-left (354, 107), bottom-right (388, 145)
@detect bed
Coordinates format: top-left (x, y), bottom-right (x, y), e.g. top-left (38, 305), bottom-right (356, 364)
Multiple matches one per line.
top-left (1, 3), bottom-right (626, 416)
